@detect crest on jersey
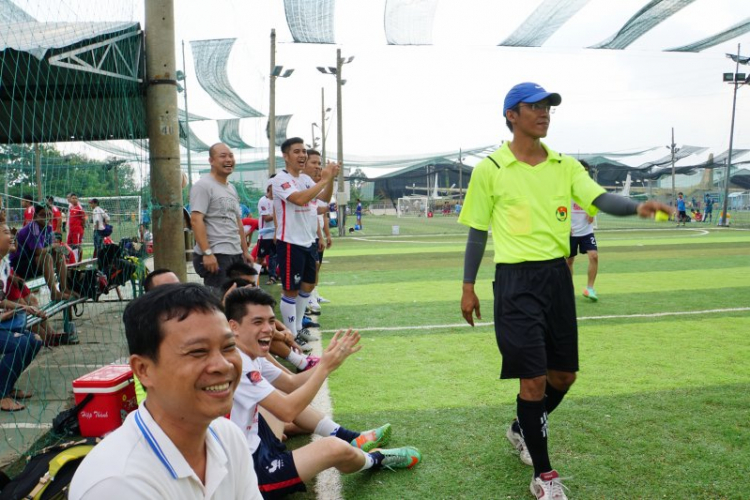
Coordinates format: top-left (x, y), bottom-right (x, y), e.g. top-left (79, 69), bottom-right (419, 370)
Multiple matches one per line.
top-left (556, 206), bottom-right (568, 222)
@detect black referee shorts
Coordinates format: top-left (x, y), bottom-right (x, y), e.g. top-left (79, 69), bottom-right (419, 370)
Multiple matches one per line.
top-left (493, 258), bottom-right (579, 379)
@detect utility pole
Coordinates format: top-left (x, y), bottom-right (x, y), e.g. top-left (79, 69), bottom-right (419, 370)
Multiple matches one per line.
top-left (145, 0), bottom-right (187, 281)
top-left (669, 127), bottom-right (677, 207)
top-left (321, 87), bottom-right (326, 165)
top-left (719, 44), bottom-right (748, 226)
top-left (34, 143), bottom-right (42, 200)
top-left (180, 40), bottom-right (193, 192)
top-left (269, 29), bottom-right (277, 176)
top-left (335, 48), bottom-right (345, 236)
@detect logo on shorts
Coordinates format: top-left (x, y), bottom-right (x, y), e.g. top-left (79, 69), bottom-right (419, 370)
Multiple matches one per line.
top-left (247, 371), bottom-right (262, 384)
top-left (267, 458), bottom-right (284, 473)
top-left (294, 273), bottom-right (301, 284)
top-left (556, 206), bottom-right (568, 222)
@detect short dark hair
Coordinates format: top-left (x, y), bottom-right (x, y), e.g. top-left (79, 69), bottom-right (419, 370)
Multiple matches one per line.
top-left (224, 286), bottom-right (276, 323)
top-left (123, 283), bottom-right (223, 362)
top-left (220, 277), bottom-right (253, 296)
top-left (307, 149), bottom-right (321, 157)
top-left (281, 137), bottom-right (304, 154)
top-left (22, 194), bottom-right (33, 202)
top-left (143, 268), bottom-right (177, 292)
top-left (226, 261), bottom-right (257, 279)
top-left (46, 196), bottom-right (54, 203)
top-left (33, 204), bottom-right (46, 214)
top-left (89, 198), bottom-right (99, 205)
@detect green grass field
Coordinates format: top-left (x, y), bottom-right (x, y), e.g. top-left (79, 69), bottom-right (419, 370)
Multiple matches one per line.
top-left (302, 224), bottom-right (750, 499)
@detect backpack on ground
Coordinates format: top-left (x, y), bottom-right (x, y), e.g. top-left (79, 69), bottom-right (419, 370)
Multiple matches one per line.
top-left (0, 438), bottom-right (99, 500)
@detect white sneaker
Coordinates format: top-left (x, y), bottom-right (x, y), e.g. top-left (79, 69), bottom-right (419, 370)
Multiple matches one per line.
top-left (296, 328), bottom-right (319, 342)
top-left (506, 422), bottom-right (533, 466)
top-left (317, 295), bottom-right (331, 304)
top-left (530, 470), bottom-right (568, 500)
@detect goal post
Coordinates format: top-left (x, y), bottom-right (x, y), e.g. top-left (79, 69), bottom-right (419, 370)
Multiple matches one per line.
top-left (397, 196), bottom-right (429, 217)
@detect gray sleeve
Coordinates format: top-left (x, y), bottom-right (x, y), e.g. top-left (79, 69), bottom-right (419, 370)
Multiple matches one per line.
top-left (463, 227), bottom-right (488, 283)
top-left (189, 181), bottom-right (210, 214)
top-left (592, 192), bottom-right (640, 216)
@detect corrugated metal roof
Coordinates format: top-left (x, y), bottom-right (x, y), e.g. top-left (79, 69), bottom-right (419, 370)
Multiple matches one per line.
top-left (0, 21), bottom-right (137, 59)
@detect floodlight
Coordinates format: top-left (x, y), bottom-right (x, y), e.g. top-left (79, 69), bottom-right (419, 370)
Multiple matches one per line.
top-left (271, 65), bottom-right (283, 77)
top-left (723, 73), bottom-right (734, 82)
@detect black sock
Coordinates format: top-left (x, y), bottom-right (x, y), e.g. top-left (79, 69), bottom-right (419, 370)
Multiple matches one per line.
top-left (511, 419), bottom-right (522, 434)
top-left (545, 382), bottom-right (568, 415)
top-left (517, 395), bottom-right (552, 477)
top-left (334, 426), bottom-right (360, 443)
top-left (369, 451), bottom-right (385, 467)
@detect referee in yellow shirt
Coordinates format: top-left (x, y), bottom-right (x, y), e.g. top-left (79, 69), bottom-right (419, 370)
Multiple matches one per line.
top-left (459, 82), bottom-right (672, 500)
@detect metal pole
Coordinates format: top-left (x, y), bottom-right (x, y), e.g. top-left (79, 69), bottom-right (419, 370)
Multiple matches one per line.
top-left (321, 87), bottom-right (326, 165)
top-left (181, 40), bottom-right (193, 193)
top-left (34, 143), bottom-right (42, 200)
top-left (458, 149), bottom-right (463, 202)
top-left (269, 29), bottom-right (277, 176)
top-left (336, 48), bottom-right (345, 237)
top-left (145, 0), bottom-right (187, 282)
top-left (670, 127), bottom-right (676, 208)
top-left (720, 43), bottom-right (741, 227)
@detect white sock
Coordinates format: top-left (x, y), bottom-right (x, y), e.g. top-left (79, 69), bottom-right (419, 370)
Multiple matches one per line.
top-left (280, 295), bottom-right (296, 334)
top-left (296, 291), bottom-right (310, 331)
top-left (358, 450), bottom-right (375, 471)
top-left (286, 350), bottom-right (308, 370)
top-left (314, 417), bottom-right (339, 437)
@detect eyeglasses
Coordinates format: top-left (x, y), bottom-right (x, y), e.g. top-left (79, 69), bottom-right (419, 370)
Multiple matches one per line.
top-left (519, 103), bottom-right (555, 114)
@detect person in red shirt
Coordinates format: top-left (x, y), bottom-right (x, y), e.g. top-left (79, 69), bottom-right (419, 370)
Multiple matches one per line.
top-left (21, 194), bottom-right (34, 226)
top-left (66, 193), bottom-right (86, 259)
top-left (241, 217), bottom-right (259, 246)
top-left (46, 196), bottom-right (62, 234)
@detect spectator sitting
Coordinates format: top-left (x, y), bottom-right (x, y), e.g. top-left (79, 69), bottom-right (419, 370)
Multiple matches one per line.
top-left (69, 284), bottom-right (262, 499)
top-left (225, 287), bottom-right (421, 498)
top-left (10, 205), bottom-right (76, 301)
top-left (0, 222), bottom-right (44, 412)
top-left (142, 268), bottom-right (180, 293)
top-left (226, 261), bottom-right (259, 286)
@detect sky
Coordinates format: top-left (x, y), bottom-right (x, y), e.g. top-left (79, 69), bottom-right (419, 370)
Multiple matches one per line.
top-left (15, 0), bottom-right (750, 171)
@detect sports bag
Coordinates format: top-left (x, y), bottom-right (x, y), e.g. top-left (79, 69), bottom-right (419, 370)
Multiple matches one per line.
top-left (0, 438), bottom-right (99, 500)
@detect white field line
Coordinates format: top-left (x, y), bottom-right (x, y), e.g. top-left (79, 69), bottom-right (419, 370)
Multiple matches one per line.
top-left (321, 307), bottom-right (750, 334)
top-left (0, 423), bottom-right (52, 429)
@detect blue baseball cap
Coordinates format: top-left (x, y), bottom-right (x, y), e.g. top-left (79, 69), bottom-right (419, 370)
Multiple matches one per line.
top-left (503, 82), bottom-right (562, 116)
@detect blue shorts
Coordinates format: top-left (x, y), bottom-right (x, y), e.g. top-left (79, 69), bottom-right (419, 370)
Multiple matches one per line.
top-left (276, 241), bottom-right (317, 291)
top-left (569, 233), bottom-right (597, 257)
top-left (254, 414), bottom-right (306, 499)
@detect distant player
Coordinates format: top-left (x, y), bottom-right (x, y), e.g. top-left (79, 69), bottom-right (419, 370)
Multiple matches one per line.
top-left (355, 198), bottom-right (363, 229)
top-left (677, 192), bottom-right (687, 226)
top-left (567, 160), bottom-right (599, 301)
top-left (257, 180), bottom-right (277, 284)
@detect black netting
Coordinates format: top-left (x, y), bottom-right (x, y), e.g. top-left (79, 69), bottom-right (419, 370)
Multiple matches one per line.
top-left (591, 0), bottom-right (697, 50)
top-left (500, 0), bottom-right (590, 47)
top-left (668, 17), bottom-right (750, 52)
top-left (284, 0), bottom-right (336, 44)
top-left (190, 38), bottom-right (263, 118)
top-left (384, 0), bottom-right (438, 45)
top-left (218, 119), bottom-right (253, 149)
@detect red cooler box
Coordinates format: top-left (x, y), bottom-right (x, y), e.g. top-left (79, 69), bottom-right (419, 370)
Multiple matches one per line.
top-left (72, 365), bottom-right (138, 437)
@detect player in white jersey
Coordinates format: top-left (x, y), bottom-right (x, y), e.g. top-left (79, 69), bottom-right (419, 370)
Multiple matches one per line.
top-left (302, 150), bottom-right (333, 315)
top-left (257, 180), bottom-right (277, 284)
top-left (566, 160), bottom-right (599, 301)
top-left (272, 138), bottom-right (339, 344)
top-left (225, 287), bottom-right (421, 498)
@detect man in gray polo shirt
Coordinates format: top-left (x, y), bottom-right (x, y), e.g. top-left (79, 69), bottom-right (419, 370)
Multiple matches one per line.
top-left (190, 143), bottom-right (254, 289)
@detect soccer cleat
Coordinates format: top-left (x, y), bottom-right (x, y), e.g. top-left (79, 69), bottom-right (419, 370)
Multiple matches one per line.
top-left (351, 423), bottom-right (391, 452)
top-left (582, 287), bottom-right (598, 302)
top-left (300, 355), bottom-right (320, 372)
top-left (530, 470), bottom-right (569, 500)
top-left (506, 421), bottom-right (533, 466)
top-left (317, 295), bottom-right (331, 304)
top-left (294, 337), bottom-right (314, 354)
top-left (297, 328), bottom-right (319, 342)
top-left (376, 446), bottom-right (422, 470)
top-left (306, 306), bottom-right (321, 316)
top-left (302, 316), bottom-right (320, 328)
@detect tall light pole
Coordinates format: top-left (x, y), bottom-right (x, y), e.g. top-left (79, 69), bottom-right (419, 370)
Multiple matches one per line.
top-left (177, 41), bottom-right (192, 193)
top-left (719, 44), bottom-right (749, 226)
top-left (268, 29), bottom-right (294, 176)
top-left (318, 50), bottom-right (354, 236)
top-left (667, 128), bottom-right (679, 208)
